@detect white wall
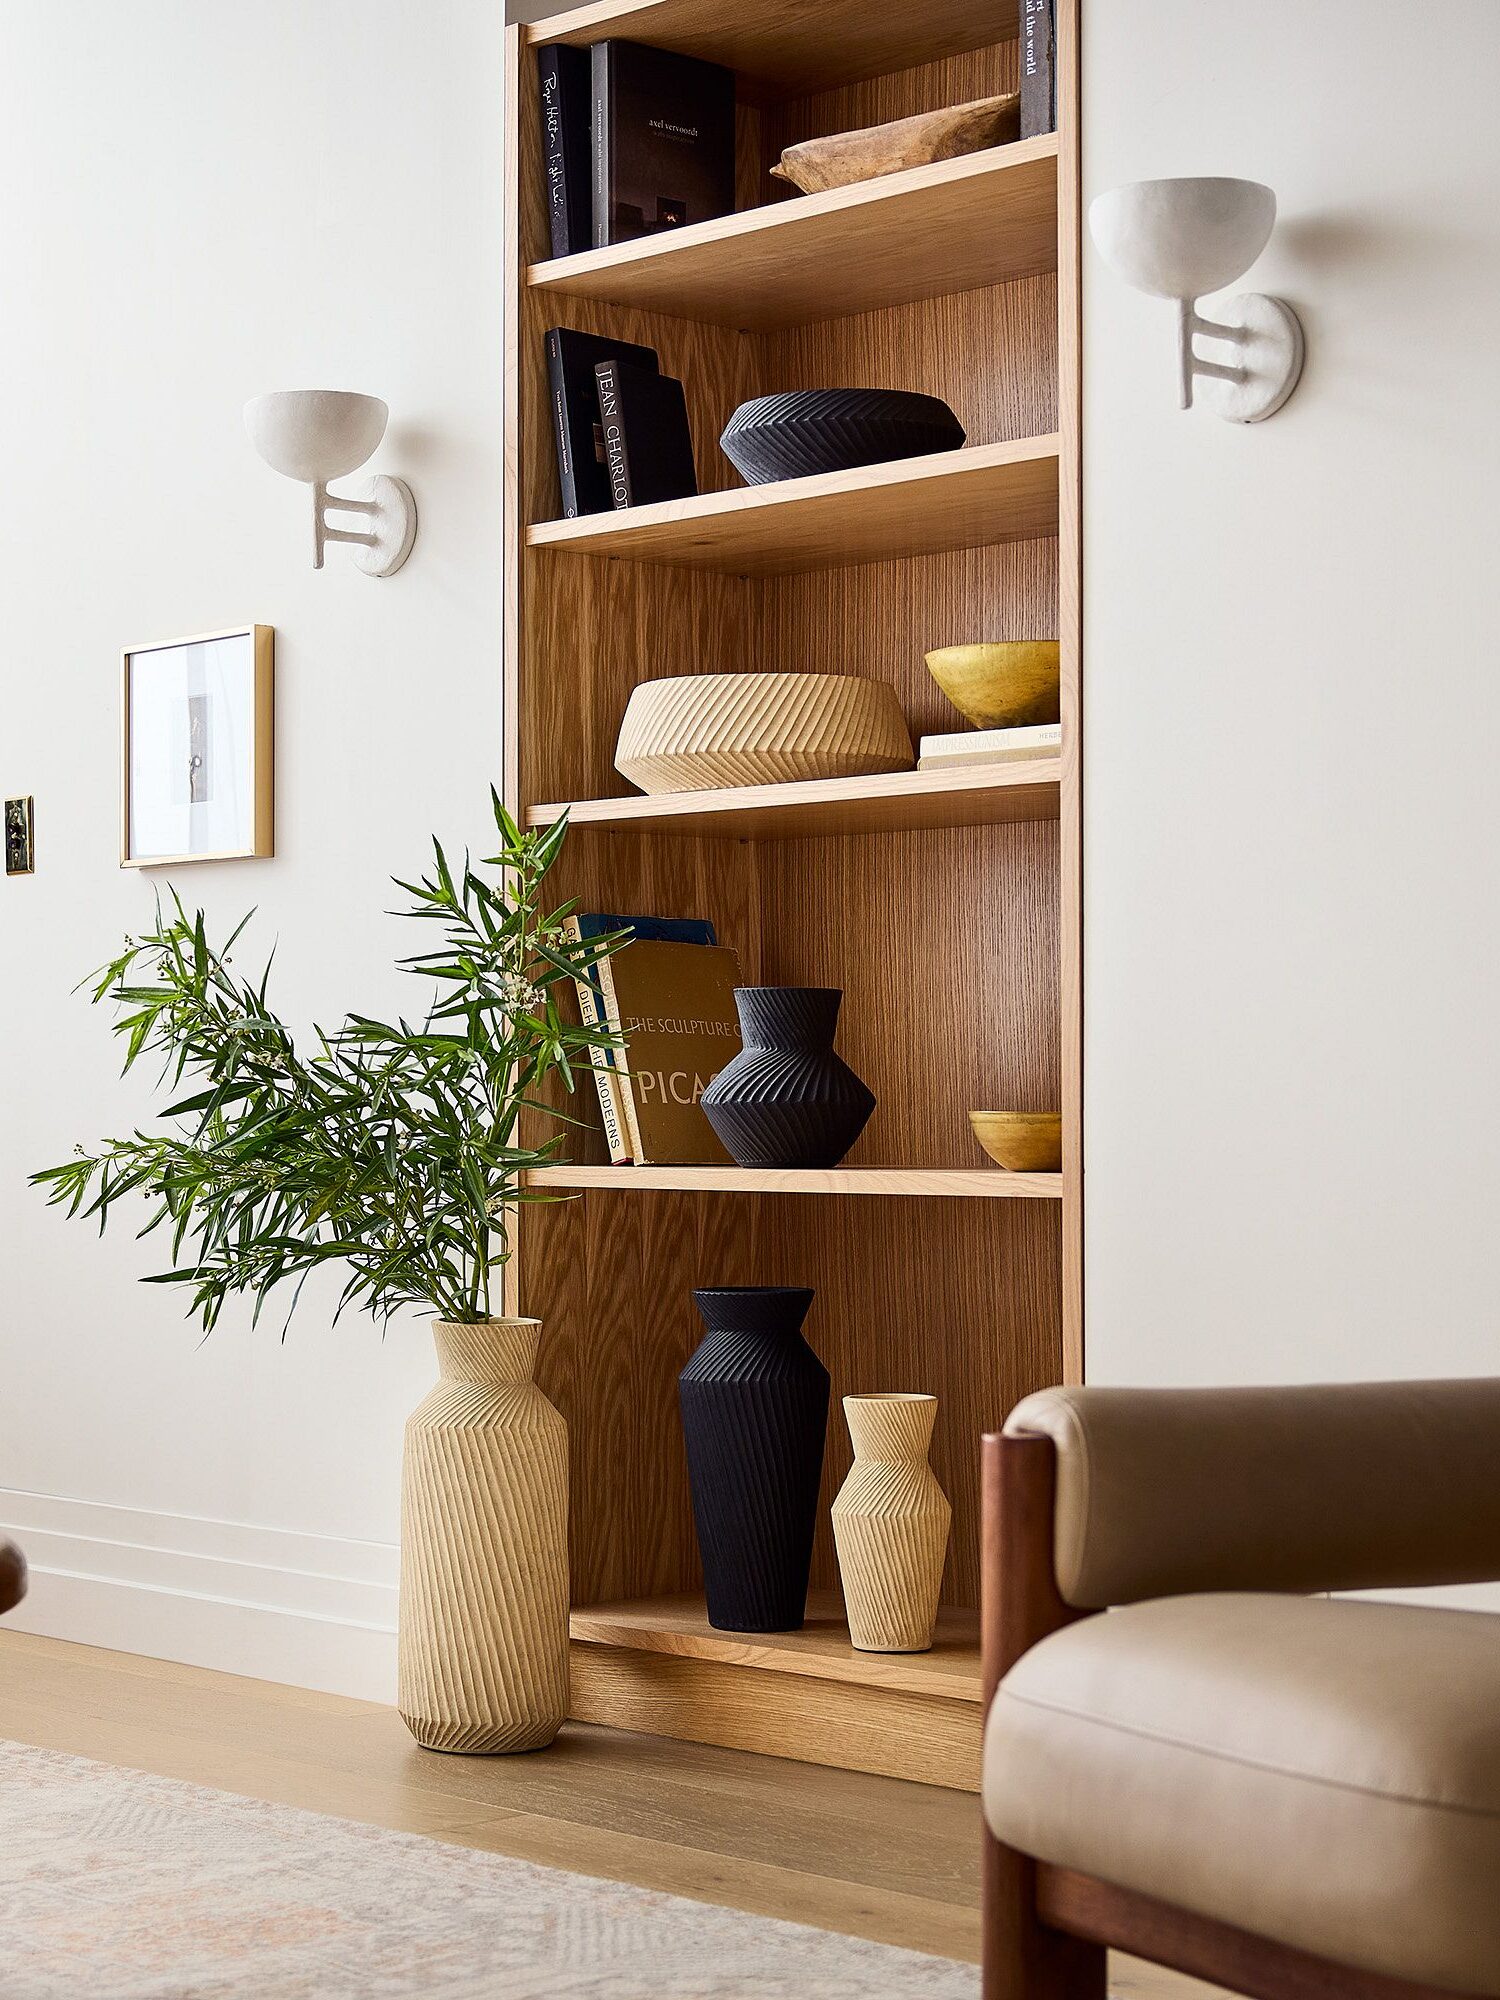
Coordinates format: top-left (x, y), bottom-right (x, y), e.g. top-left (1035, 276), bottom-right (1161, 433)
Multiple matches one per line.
top-left (1083, 2), bottom-right (1500, 1388)
top-left (0, 1), bottom-right (504, 1696)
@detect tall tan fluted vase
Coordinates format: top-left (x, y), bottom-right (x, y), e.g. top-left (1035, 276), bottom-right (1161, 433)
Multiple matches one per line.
top-left (399, 1318), bottom-right (568, 1753)
top-left (831, 1393), bottom-right (951, 1653)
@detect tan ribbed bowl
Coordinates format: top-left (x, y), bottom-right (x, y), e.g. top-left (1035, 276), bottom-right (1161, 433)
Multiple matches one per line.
top-left (614, 672), bottom-right (914, 795)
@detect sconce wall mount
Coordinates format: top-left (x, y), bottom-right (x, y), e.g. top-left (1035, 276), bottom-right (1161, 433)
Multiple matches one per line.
top-left (1089, 177), bottom-right (1305, 423)
top-left (244, 390), bottom-right (418, 575)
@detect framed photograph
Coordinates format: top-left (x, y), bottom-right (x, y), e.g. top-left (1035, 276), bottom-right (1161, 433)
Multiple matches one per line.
top-left (4, 796), bottom-right (35, 876)
top-left (121, 626), bottom-right (274, 867)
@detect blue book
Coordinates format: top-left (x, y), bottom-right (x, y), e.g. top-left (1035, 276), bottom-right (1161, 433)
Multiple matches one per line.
top-left (563, 913), bottom-right (716, 1161)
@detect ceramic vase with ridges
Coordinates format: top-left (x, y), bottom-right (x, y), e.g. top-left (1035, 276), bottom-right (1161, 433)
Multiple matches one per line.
top-left (614, 671), bottom-right (913, 795)
top-left (719, 388), bottom-right (966, 486)
top-left (700, 988), bottom-right (875, 1169)
top-left (832, 1394), bottom-right (952, 1653)
top-left (399, 1318), bottom-right (568, 1753)
top-left (679, 1287), bottom-right (830, 1632)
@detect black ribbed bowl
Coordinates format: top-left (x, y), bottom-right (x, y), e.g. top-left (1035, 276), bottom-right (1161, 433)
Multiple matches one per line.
top-left (719, 389), bottom-right (966, 486)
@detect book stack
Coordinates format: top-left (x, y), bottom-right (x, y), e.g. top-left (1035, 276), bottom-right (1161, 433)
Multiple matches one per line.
top-left (537, 41), bottom-right (730, 517)
top-left (544, 329), bottom-right (698, 517)
top-left (535, 39), bottom-right (736, 258)
top-left (564, 914), bottom-right (743, 1165)
top-left (916, 723), bottom-right (1061, 769)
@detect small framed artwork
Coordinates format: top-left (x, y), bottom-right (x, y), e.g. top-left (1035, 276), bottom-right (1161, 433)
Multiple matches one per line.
top-left (121, 626), bottom-right (274, 867)
top-left (4, 796), bottom-right (35, 875)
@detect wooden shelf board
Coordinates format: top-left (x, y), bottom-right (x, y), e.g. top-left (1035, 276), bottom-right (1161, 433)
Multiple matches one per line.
top-left (523, 0), bottom-right (1015, 97)
top-left (526, 1164), bottom-right (1064, 1199)
top-left (528, 139), bottom-right (1058, 331)
top-left (528, 758), bottom-right (1061, 841)
top-left (527, 436), bottom-right (1061, 577)
top-left (571, 1591), bottom-right (981, 1703)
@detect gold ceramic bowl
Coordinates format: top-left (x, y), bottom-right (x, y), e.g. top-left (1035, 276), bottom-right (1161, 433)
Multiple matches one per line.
top-left (969, 1111), bottom-right (1063, 1173)
top-left (924, 642), bottom-right (1061, 730)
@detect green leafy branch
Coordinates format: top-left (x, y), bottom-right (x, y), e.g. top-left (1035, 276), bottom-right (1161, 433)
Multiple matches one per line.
top-left (32, 792), bottom-right (626, 1331)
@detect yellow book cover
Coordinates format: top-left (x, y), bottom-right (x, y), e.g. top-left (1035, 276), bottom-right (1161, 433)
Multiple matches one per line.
top-left (605, 940), bottom-right (743, 1165)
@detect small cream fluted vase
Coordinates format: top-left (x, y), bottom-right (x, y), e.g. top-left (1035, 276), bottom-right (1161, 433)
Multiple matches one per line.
top-left (831, 1393), bottom-right (951, 1653)
top-left (399, 1318), bottom-right (568, 1753)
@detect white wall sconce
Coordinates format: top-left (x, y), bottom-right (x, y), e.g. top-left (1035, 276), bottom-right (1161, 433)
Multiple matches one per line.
top-left (1088, 178), bottom-right (1305, 422)
top-left (243, 390), bottom-right (418, 575)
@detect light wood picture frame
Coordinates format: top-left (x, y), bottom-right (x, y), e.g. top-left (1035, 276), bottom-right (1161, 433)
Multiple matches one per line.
top-left (120, 626), bottom-right (274, 867)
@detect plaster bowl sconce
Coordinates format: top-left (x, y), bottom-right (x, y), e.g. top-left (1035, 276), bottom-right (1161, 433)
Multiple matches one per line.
top-left (243, 390), bottom-right (417, 574)
top-left (1088, 177), bottom-right (1304, 422)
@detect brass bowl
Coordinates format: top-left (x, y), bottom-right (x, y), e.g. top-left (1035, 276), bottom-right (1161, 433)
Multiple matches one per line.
top-left (969, 1111), bottom-right (1063, 1173)
top-left (925, 642), bottom-right (1061, 730)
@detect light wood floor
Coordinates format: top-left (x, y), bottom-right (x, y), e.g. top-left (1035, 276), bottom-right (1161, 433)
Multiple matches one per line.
top-left (0, 1630), bottom-right (1223, 1996)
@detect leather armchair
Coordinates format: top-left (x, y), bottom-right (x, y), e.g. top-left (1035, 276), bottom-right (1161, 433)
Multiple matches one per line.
top-left (981, 1381), bottom-right (1500, 1999)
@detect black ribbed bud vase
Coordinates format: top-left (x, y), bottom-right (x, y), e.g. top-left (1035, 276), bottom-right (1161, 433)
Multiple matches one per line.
top-left (679, 1287), bottom-right (830, 1632)
top-left (700, 988), bottom-right (875, 1169)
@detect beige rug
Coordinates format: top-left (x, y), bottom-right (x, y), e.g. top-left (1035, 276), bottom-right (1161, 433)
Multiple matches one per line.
top-left (0, 1739), bottom-right (978, 1998)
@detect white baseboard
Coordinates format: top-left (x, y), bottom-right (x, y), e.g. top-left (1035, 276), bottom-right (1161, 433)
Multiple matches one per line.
top-left (0, 1488), bottom-right (398, 1702)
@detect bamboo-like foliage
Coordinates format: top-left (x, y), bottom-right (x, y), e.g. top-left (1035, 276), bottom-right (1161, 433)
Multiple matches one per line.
top-left (32, 793), bottom-right (625, 1330)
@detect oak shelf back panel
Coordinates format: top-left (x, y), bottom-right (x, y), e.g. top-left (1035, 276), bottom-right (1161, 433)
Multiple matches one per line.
top-left (523, 534), bottom-right (1058, 810)
top-left (526, 0), bottom-right (1015, 97)
top-left (528, 1191), bottom-right (1060, 1609)
top-left (539, 818), bottom-right (1059, 1171)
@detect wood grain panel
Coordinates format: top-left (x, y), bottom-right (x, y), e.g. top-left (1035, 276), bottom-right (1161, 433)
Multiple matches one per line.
top-left (526, 0), bottom-right (1016, 98)
top-left (570, 1589), bottom-right (980, 1699)
top-left (568, 1643), bottom-right (982, 1789)
top-left (1055, 0), bottom-right (1085, 1382)
top-left (764, 1198), bottom-right (1062, 1607)
top-left (759, 44), bottom-right (1018, 170)
top-left (529, 142), bottom-right (1059, 331)
top-left (763, 276), bottom-right (1057, 450)
top-left (527, 438), bottom-right (1060, 575)
top-left (755, 822), bottom-right (1060, 1169)
top-left (529, 759), bottom-right (1061, 840)
top-left (761, 538), bottom-right (1059, 742)
top-left (526, 1167), bottom-right (1062, 1199)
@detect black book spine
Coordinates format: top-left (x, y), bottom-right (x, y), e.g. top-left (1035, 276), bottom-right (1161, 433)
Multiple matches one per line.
top-left (536, 46), bottom-right (570, 259)
top-left (1020, 0), bottom-right (1056, 139)
top-left (591, 42), bottom-right (611, 251)
top-left (545, 329), bottom-right (581, 518)
top-left (594, 360), bottom-right (633, 509)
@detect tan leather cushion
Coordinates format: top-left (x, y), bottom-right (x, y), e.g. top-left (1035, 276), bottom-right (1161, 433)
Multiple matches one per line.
top-left (984, 1593), bottom-right (1500, 1995)
top-left (1006, 1379), bottom-right (1500, 1607)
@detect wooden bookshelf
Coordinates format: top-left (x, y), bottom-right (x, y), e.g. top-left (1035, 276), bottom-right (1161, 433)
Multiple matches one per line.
top-left (529, 137), bottom-right (1059, 330)
top-left (503, 0), bottom-right (1081, 1793)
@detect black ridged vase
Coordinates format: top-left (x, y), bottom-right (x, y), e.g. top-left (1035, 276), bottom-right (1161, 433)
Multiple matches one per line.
top-left (679, 1287), bottom-right (830, 1632)
top-left (701, 988), bottom-right (875, 1169)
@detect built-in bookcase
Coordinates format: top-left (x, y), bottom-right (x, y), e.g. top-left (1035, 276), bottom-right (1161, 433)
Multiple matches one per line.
top-left (503, 0), bottom-right (1080, 1793)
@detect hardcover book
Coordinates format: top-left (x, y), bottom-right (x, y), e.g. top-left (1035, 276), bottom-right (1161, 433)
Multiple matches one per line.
top-left (917, 723), bottom-right (1062, 768)
top-left (565, 914), bottom-right (717, 1161)
top-left (602, 939), bottom-right (743, 1165)
top-left (536, 44), bottom-right (592, 259)
top-left (1020, 0), bottom-right (1056, 138)
top-left (544, 327), bottom-right (660, 517)
top-left (595, 359), bottom-right (698, 508)
top-left (591, 40), bottom-right (736, 249)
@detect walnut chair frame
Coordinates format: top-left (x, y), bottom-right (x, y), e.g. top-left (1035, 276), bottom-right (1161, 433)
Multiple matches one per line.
top-left (980, 1432), bottom-right (1474, 2000)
